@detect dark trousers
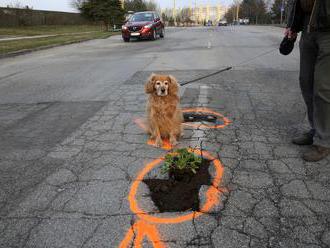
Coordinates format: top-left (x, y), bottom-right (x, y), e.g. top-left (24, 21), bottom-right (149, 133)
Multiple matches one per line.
top-left (299, 27), bottom-right (330, 148)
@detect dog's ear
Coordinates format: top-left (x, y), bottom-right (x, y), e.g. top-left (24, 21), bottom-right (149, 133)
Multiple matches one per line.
top-left (145, 74), bottom-right (156, 94)
top-left (168, 75), bottom-right (179, 95)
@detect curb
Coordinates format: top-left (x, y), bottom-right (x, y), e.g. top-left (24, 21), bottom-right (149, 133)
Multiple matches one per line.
top-left (0, 34), bottom-right (119, 59)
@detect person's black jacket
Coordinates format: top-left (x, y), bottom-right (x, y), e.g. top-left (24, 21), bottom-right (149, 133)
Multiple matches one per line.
top-left (287, 0), bottom-right (330, 32)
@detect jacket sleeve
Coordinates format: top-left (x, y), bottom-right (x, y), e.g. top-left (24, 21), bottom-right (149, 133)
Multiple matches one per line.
top-left (317, 0), bottom-right (330, 31)
top-left (287, 0), bottom-right (304, 32)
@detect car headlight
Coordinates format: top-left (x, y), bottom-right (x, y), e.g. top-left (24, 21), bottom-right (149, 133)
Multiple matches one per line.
top-left (143, 24), bottom-right (153, 29)
top-left (122, 26), bottom-right (128, 30)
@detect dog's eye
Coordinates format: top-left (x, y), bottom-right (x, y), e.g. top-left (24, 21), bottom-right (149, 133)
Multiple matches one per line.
top-left (156, 82), bottom-right (160, 85)
top-left (164, 82), bottom-right (168, 85)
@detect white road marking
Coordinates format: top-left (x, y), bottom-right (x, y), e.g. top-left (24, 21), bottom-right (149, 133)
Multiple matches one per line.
top-left (189, 86), bottom-right (210, 149)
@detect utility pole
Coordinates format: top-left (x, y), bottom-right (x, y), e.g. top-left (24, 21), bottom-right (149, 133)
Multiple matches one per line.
top-left (206, 1), bottom-right (210, 22)
top-left (233, 0), bottom-right (240, 22)
top-left (189, 0), bottom-right (193, 24)
top-left (173, 0), bottom-right (176, 25)
top-left (280, 0), bottom-right (285, 24)
top-left (233, 8), bottom-right (235, 22)
top-left (194, 0), bottom-right (198, 22)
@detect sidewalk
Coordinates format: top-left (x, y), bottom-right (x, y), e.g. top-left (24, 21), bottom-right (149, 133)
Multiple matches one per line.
top-left (0, 69), bottom-right (329, 248)
top-left (0, 31), bottom-right (99, 42)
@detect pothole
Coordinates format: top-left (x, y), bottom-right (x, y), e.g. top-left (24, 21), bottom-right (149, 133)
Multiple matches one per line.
top-left (183, 113), bottom-right (218, 123)
top-left (143, 159), bottom-right (212, 212)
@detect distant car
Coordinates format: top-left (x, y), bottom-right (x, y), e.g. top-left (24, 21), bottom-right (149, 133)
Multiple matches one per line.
top-left (121, 11), bottom-right (165, 42)
top-left (243, 18), bottom-right (250, 25)
top-left (218, 20), bottom-right (227, 26)
top-left (239, 18), bottom-right (250, 25)
top-left (206, 20), bottom-right (213, 26)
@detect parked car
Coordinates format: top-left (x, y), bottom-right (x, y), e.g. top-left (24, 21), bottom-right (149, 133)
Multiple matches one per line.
top-left (121, 11), bottom-right (165, 42)
top-left (218, 20), bottom-right (228, 26)
top-left (243, 18), bottom-right (250, 25)
top-left (206, 20), bottom-right (213, 26)
top-left (239, 18), bottom-right (250, 25)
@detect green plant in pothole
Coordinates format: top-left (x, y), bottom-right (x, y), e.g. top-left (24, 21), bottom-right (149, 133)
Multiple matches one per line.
top-left (161, 148), bottom-right (202, 178)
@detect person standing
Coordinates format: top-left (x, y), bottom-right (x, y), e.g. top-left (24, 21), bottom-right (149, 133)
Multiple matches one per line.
top-left (286, 0), bottom-right (330, 162)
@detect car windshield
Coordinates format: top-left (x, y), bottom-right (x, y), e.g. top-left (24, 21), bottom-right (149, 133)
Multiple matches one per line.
top-left (130, 13), bottom-right (154, 22)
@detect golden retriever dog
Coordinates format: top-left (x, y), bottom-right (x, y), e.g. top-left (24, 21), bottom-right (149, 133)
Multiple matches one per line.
top-left (145, 73), bottom-right (183, 147)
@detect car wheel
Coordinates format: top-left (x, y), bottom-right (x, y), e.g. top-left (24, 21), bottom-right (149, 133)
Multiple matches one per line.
top-left (123, 37), bottom-right (130, 42)
top-left (160, 28), bottom-right (165, 38)
top-left (151, 29), bottom-right (157, 40)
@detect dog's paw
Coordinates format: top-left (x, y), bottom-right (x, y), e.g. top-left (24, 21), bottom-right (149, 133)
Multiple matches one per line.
top-left (155, 139), bottom-right (163, 147)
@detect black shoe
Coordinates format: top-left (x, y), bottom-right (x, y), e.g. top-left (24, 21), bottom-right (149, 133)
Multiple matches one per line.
top-left (292, 131), bottom-right (314, 146)
top-left (303, 145), bottom-right (330, 162)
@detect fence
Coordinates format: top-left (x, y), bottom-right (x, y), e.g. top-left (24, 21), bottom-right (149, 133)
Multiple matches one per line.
top-left (0, 7), bottom-right (90, 27)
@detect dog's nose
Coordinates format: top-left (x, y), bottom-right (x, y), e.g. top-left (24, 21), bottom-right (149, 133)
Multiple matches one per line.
top-left (161, 88), bottom-right (165, 93)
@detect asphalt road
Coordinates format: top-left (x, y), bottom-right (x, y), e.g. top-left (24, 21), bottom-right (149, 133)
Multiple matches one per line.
top-left (0, 26), bottom-right (298, 103)
top-left (1, 26), bottom-right (329, 248)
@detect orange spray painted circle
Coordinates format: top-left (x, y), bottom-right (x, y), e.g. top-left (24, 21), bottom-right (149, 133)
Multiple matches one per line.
top-left (128, 148), bottom-right (224, 224)
top-left (133, 107), bottom-right (231, 150)
top-left (182, 107), bottom-right (231, 129)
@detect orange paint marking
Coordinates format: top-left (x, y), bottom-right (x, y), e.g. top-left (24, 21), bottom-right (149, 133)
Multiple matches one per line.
top-left (124, 108), bottom-right (230, 247)
top-left (119, 220), bottom-right (166, 248)
top-left (119, 149), bottom-right (224, 247)
top-left (182, 107), bottom-right (231, 129)
top-left (134, 107), bottom-right (231, 150)
top-left (134, 108), bottom-right (231, 148)
top-left (147, 139), bottom-right (173, 150)
top-left (128, 148), bottom-right (224, 224)
top-left (134, 118), bottom-right (173, 150)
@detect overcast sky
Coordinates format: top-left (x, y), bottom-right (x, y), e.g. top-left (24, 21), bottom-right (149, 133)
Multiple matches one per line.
top-left (0, 0), bottom-right (234, 12)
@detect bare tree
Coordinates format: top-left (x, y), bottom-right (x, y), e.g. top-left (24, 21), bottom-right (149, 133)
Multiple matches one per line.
top-left (124, 0), bottom-right (158, 12)
top-left (71, 0), bottom-right (85, 9)
top-left (7, 1), bottom-right (32, 9)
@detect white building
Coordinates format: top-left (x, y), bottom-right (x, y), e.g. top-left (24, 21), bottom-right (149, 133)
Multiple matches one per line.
top-left (162, 4), bottom-right (226, 24)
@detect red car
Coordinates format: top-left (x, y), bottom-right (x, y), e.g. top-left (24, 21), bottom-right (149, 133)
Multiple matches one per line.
top-left (122, 11), bottom-right (165, 42)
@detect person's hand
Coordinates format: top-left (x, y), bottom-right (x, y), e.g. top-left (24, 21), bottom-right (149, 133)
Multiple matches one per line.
top-left (284, 28), bottom-right (297, 40)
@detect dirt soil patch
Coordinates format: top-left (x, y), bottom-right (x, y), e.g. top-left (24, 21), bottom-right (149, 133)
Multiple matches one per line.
top-left (143, 159), bottom-right (211, 212)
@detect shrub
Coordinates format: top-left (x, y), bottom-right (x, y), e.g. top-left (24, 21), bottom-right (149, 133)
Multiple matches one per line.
top-left (161, 148), bottom-right (202, 175)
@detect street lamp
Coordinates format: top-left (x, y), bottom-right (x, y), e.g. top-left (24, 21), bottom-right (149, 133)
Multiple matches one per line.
top-left (173, 0), bottom-right (176, 25)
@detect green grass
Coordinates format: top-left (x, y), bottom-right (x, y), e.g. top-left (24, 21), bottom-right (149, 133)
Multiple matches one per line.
top-left (0, 25), bottom-right (105, 37)
top-left (0, 31), bottom-right (120, 55)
